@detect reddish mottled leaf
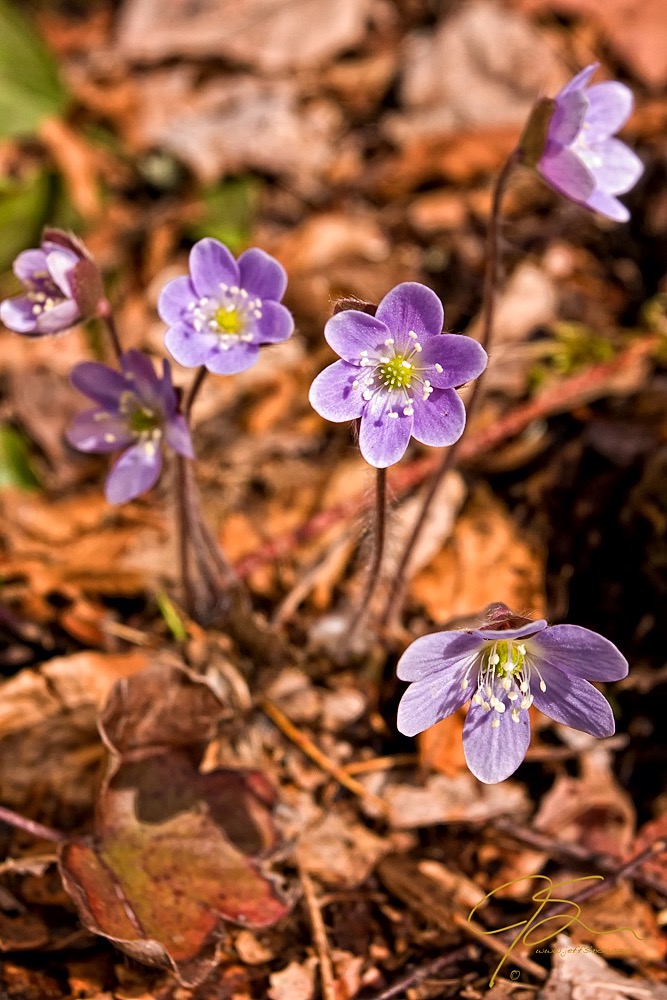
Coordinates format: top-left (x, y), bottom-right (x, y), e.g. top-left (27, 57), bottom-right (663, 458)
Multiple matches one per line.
top-left (58, 664), bottom-right (289, 986)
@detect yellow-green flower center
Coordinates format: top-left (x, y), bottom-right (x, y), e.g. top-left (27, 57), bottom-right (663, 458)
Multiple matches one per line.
top-left (379, 355), bottom-right (413, 390)
top-left (215, 306), bottom-right (242, 335)
top-left (129, 406), bottom-right (160, 435)
top-left (487, 639), bottom-right (526, 678)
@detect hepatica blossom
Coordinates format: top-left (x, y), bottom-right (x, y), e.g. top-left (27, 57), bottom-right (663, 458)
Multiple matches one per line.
top-left (158, 238), bottom-right (294, 374)
top-left (528, 64), bottom-right (643, 222)
top-left (397, 604), bottom-right (628, 784)
top-left (309, 283), bottom-right (487, 468)
top-left (66, 350), bottom-right (194, 504)
top-left (0, 229), bottom-right (102, 336)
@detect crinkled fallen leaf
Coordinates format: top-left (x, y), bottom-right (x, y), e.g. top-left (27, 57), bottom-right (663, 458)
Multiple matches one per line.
top-left (58, 663), bottom-right (289, 986)
top-left (542, 933), bottom-right (667, 999)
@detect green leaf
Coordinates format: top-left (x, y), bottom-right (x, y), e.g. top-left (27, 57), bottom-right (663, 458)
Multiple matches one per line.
top-left (188, 177), bottom-right (260, 255)
top-left (0, 0), bottom-right (69, 139)
top-left (0, 168), bottom-right (52, 273)
top-left (0, 425), bottom-right (40, 492)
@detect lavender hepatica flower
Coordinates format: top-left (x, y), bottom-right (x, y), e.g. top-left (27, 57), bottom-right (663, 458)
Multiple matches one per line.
top-left (397, 604), bottom-right (628, 784)
top-left (158, 238), bottom-right (294, 375)
top-left (529, 64), bottom-right (643, 222)
top-left (0, 229), bottom-right (103, 336)
top-left (66, 350), bottom-right (194, 505)
top-left (308, 282), bottom-right (488, 468)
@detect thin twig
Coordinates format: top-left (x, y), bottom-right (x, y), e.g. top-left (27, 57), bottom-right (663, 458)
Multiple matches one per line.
top-left (0, 805), bottom-right (68, 844)
top-left (348, 467), bottom-right (387, 641)
top-left (453, 912), bottom-right (548, 983)
top-left (365, 945), bottom-right (476, 1000)
top-left (380, 151), bottom-right (519, 630)
top-left (298, 863), bottom-right (337, 1000)
top-left (259, 698), bottom-right (389, 817)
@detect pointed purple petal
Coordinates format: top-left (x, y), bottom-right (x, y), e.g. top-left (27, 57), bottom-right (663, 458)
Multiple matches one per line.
top-left (256, 300), bottom-right (294, 344)
top-left (309, 360), bottom-right (365, 422)
top-left (164, 323), bottom-right (219, 368)
top-left (164, 414), bottom-right (194, 458)
top-left (397, 630), bottom-right (482, 681)
top-left (204, 341), bottom-right (260, 375)
top-left (528, 624), bottom-right (628, 682)
top-left (472, 620), bottom-right (548, 641)
top-left (531, 664), bottom-right (615, 738)
top-left (45, 249), bottom-right (76, 297)
top-left (411, 387), bottom-right (466, 447)
top-left (105, 441), bottom-right (162, 504)
top-left (463, 701), bottom-right (531, 783)
top-left (66, 409), bottom-right (134, 453)
top-left (158, 275), bottom-right (198, 324)
top-left (549, 90), bottom-right (588, 146)
top-left (121, 350), bottom-right (162, 409)
top-left (539, 145), bottom-right (596, 202)
top-left (584, 189), bottom-right (630, 222)
top-left (157, 359), bottom-right (177, 416)
top-left (375, 282), bottom-right (444, 346)
top-left (558, 63), bottom-right (598, 97)
top-left (420, 334), bottom-right (488, 388)
top-left (189, 238), bottom-right (239, 298)
top-left (34, 299), bottom-right (79, 334)
top-left (70, 362), bottom-right (129, 407)
top-left (13, 249), bottom-right (48, 286)
top-left (585, 82), bottom-right (634, 141)
top-left (0, 296), bottom-right (39, 333)
top-left (238, 248), bottom-right (287, 302)
top-left (324, 310), bottom-right (390, 364)
top-left (358, 391), bottom-right (413, 468)
top-left (588, 138), bottom-right (644, 195)
top-left (397, 672), bottom-right (471, 738)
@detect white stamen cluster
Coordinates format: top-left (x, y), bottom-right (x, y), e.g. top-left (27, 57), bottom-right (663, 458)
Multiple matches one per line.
top-left (187, 282), bottom-right (262, 350)
top-left (460, 639), bottom-right (546, 729)
top-left (28, 289), bottom-right (62, 317)
top-left (354, 330), bottom-right (436, 418)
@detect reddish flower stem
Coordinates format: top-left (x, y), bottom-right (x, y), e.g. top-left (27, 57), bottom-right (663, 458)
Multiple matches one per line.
top-left (347, 466), bottom-right (387, 642)
top-left (0, 804), bottom-right (67, 844)
top-left (96, 299), bottom-right (123, 362)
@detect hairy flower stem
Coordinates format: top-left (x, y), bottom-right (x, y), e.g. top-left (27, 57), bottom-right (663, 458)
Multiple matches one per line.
top-left (96, 299), bottom-right (123, 362)
top-left (0, 804), bottom-right (67, 844)
top-left (380, 151), bottom-right (519, 633)
top-left (348, 466), bottom-right (387, 642)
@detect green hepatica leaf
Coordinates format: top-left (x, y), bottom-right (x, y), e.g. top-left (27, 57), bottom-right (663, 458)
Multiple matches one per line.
top-left (189, 178), bottom-right (260, 255)
top-left (0, 0), bottom-right (69, 139)
top-left (0, 169), bottom-right (52, 273)
top-left (0, 425), bottom-right (40, 491)
top-left (58, 662), bottom-right (289, 987)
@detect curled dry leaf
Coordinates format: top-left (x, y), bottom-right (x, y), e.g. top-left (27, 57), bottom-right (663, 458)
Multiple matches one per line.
top-left (58, 662), bottom-right (290, 987)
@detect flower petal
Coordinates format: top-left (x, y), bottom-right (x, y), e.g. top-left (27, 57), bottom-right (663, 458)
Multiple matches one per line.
top-left (397, 630), bottom-right (482, 681)
top-left (164, 414), bottom-right (195, 458)
top-left (539, 144), bottom-right (595, 202)
top-left (375, 282), bottom-right (444, 346)
top-left (0, 295), bottom-right (38, 333)
top-left (550, 90), bottom-right (588, 146)
top-left (34, 299), bottom-right (79, 334)
top-left (70, 362), bottom-right (129, 407)
top-left (324, 310), bottom-right (390, 364)
top-left (204, 341), bottom-right (260, 375)
top-left (189, 238), bottom-right (239, 298)
top-left (420, 334), bottom-right (488, 388)
top-left (164, 323), bottom-right (219, 368)
top-left (105, 441), bottom-right (162, 504)
top-left (411, 387), bottom-right (466, 447)
top-left (531, 664), bottom-right (615, 738)
top-left (584, 189), bottom-right (630, 222)
top-left (45, 249), bottom-right (76, 297)
top-left (528, 624), bottom-right (628, 681)
top-left (66, 409), bottom-right (134, 453)
top-left (157, 275), bottom-right (198, 324)
top-left (13, 249), bottom-right (48, 286)
top-left (121, 351), bottom-right (162, 410)
top-left (463, 700), bottom-right (531, 783)
top-left (471, 620), bottom-right (548, 642)
top-left (309, 360), bottom-right (365, 422)
top-left (238, 248), bottom-right (287, 302)
top-left (256, 300), bottom-right (294, 344)
top-left (397, 672), bottom-right (471, 738)
top-left (358, 390), bottom-right (413, 468)
top-left (558, 63), bottom-right (598, 97)
top-left (585, 81), bottom-right (634, 141)
top-left (587, 138), bottom-right (644, 195)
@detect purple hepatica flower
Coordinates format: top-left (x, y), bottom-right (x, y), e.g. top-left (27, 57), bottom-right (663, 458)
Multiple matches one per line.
top-left (397, 604), bottom-right (628, 784)
top-left (158, 238), bottom-right (294, 375)
top-left (66, 350), bottom-right (194, 505)
top-left (308, 282), bottom-right (488, 468)
top-left (534, 64), bottom-right (643, 222)
top-left (0, 229), bottom-right (103, 336)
